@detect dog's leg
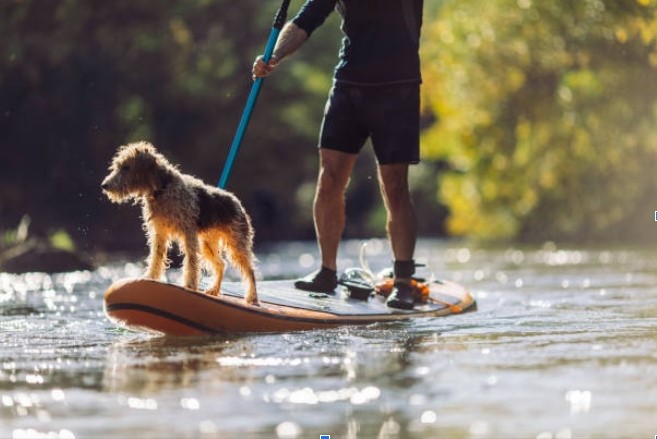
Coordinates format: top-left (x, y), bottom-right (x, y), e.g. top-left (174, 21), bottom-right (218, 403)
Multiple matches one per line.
top-left (201, 237), bottom-right (225, 296)
top-left (182, 232), bottom-right (201, 291)
top-left (226, 237), bottom-right (258, 306)
top-left (146, 231), bottom-right (169, 281)
top-left (242, 264), bottom-right (258, 306)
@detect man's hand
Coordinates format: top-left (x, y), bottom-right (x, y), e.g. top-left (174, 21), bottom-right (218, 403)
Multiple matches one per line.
top-left (251, 23), bottom-right (308, 80)
top-left (252, 55), bottom-right (280, 80)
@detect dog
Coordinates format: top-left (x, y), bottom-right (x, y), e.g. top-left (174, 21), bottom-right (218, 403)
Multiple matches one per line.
top-left (101, 141), bottom-right (258, 305)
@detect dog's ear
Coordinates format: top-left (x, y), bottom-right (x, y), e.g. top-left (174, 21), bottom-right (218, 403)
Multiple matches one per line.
top-left (133, 147), bottom-right (173, 193)
top-left (133, 147), bottom-right (157, 173)
top-left (112, 142), bottom-right (150, 171)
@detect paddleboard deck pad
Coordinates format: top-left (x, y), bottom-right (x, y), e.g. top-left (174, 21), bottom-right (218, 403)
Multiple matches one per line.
top-left (104, 278), bottom-right (476, 335)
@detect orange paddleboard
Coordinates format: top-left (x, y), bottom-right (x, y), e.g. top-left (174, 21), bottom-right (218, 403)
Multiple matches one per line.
top-left (104, 278), bottom-right (476, 335)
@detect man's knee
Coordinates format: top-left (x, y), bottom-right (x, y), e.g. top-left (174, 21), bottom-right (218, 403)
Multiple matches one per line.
top-left (317, 166), bottom-right (349, 200)
top-left (317, 149), bottom-right (355, 199)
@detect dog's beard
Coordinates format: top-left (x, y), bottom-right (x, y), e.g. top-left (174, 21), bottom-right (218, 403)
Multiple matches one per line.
top-left (102, 181), bottom-right (145, 204)
top-left (102, 171), bottom-right (155, 203)
top-left (103, 188), bottom-right (137, 203)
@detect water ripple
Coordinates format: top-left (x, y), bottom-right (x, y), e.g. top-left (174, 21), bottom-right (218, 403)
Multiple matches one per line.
top-left (1, 241), bottom-right (657, 438)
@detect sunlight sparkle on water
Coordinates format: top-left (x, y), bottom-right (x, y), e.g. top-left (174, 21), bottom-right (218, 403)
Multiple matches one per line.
top-left (276, 421), bottom-right (302, 438)
top-left (51, 389), bottom-right (65, 401)
top-left (55, 271), bottom-right (92, 293)
top-left (409, 394), bottom-right (426, 406)
top-left (1, 241), bottom-right (656, 438)
top-left (180, 397), bottom-right (200, 410)
top-left (505, 248), bottom-right (525, 264)
top-left (122, 396), bottom-right (157, 410)
top-left (420, 410), bottom-right (437, 424)
top-left (298, 253), bottom-right (315, 268)
top-left (25, 374), bottom-right (44, 385)
top-left (13, 429), bottom-right (75, 439)
top-left (198, 421), bottom-right (217, 435)
top-left (537, 429), bottom-right (574, 439)
top-left (217, 356), bottom-right (309, 367)
top-left (268, 386), bottom-right (380, 405)
top-left (539, 249), bottom-right (586, 266)
top-left (565, 390), bottom-right (592, 414)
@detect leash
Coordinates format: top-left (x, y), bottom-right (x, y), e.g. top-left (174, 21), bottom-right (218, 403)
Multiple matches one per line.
top-left (218, 0), bottom-right (291, 189)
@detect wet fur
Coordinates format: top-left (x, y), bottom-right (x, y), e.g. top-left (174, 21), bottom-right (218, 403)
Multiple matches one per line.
top-left (101, 141), bottom-right (258, 305)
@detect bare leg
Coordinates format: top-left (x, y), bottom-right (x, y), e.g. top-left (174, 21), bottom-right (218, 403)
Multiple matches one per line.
top-left (313, 148), bottom-right (358, 270)
top-left (377, 163), bottom-right (417, 278)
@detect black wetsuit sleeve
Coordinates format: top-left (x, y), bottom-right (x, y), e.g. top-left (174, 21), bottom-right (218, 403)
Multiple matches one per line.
top-left (292, 0), bottom-right (337, 36)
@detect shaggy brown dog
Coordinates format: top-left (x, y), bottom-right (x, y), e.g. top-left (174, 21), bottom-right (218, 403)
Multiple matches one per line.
top-left (101, 141), bottom-right (258, 305)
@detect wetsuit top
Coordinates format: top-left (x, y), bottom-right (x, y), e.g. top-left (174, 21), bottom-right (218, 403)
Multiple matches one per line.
top-left (292, 0), bottom-right (423, 86)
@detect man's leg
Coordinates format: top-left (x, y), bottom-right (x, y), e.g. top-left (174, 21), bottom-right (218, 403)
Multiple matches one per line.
top-left (295, 148), bottom-right (357, 292)
top-left (378, 163), bottom-right (418, 309)
top-left (315, 148), bottom-right (358, 270)
top-left (378, 163), bottom-right (417, 265)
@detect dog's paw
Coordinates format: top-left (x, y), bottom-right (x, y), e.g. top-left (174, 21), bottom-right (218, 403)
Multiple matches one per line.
top-left (244, 292), bottom-right (259, 306)
top-left (204, 288), bottom-right (220, 296)
top-left (245, 298), bottom-right (260, 307)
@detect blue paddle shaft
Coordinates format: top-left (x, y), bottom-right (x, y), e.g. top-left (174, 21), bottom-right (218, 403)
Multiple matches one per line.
top-left (217, 27), bottom-right (281, 189)
top-left (218, 0), bottom-right (290, 188)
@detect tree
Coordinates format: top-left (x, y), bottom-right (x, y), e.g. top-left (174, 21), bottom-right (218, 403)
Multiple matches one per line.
top-left (421, 0), bottom-right (657, 242)
top-left (0, 0), bottom-right (343, 250)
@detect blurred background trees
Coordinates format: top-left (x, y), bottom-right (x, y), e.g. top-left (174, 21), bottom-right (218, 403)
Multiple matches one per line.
top-left (1, 0), bottom-right (656, 257)
top-left (421, 0), bottom-right (657, 242)
top-left (0, 0), bottom-right (344, 253)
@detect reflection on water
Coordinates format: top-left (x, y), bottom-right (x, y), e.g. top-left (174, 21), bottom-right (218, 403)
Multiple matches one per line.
top-left (1, 239), bottom-right (657, 438)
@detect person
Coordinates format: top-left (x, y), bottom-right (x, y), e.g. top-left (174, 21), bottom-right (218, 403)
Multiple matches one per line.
top-left (252, 0), bottom-right (424, 309)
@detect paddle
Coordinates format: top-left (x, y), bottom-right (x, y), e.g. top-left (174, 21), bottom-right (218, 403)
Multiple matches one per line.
top-left (218, 0), bottom-right (292, 189)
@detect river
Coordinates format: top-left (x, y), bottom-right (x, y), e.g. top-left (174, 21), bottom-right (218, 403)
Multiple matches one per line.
top-left (1, 239), bottom-right (656, 438)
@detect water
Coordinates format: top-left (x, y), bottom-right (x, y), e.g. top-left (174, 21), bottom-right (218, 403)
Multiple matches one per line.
top-left (1, 239), bottom-right (657, 439)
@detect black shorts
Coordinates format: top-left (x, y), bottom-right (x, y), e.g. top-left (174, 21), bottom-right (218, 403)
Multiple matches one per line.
top-left (319, 83), bottom-right (420, 165)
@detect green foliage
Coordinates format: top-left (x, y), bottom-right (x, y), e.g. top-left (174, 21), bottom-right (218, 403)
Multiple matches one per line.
top-left (421, 0), bottom-right (657, 242)
top-left (0, 0), bottom-right (343, 249)
top-left (49, 229), bottom-right (75, 252)
top-left (4, 0), bottom-right (655, 249)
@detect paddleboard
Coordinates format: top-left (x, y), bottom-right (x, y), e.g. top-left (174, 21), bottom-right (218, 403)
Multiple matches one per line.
top-left (104, 277), bottom-right (476, 335)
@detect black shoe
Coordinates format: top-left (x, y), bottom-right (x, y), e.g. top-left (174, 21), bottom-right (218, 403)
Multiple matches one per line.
top-left (294, 267), bottom-right (338, 293)
top-left (386, 282), bottom-right (416, 310)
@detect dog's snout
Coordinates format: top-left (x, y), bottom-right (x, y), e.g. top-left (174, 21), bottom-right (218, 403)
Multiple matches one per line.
top-left (101, 176), bottom-right (116, 192)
